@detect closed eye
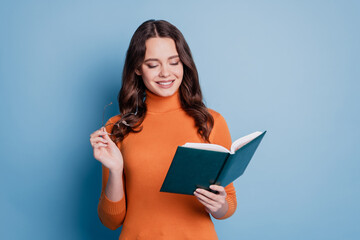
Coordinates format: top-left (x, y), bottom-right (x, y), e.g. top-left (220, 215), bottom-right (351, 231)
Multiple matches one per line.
top-left (170, 61), bottom-right (180, 66)
top-left (147, 65), bottom-right (158, 68)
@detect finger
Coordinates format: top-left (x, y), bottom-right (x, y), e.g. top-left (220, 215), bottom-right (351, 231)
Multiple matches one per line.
top-left (90, 137), bottom-right (108, 148)
top-left (196, 188), bottom-right (226, 205)
top-left (205, 187), bottom-right (227, 205)
top-left (90, 129), bottom-right (98, 138)
top-left (194, 191), bottom-right (218, 207)
top-left (93, 142), bottom-right (108, 148)
top-left (196, 195), bottom-right (212, 208)
top-left (90, 129), bottom-right (106, 138)
top-left (196, 195), bottom-right (218, 213)
top-left (195, 188), bottom-right (220, 201)
top-left (210, 185), bottom-right (227, 196)
top-left (102, 126), bottom-right (111, 134)
top-left (99, 127), bottom-right (112, 138)
top-left (103, 131), bottom-right (112, 141)
top-left (90, 137), bottom-right (108, 145)
top-left (98, 129), bottom-right (109, 137)
top-left (102, 134), bottom-right (115, 146)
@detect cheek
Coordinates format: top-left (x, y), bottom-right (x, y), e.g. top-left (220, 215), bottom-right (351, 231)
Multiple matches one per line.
top-left (174, 66), bottom-right (184, 78)
top-left (142, 69), bottom-right (157, 83)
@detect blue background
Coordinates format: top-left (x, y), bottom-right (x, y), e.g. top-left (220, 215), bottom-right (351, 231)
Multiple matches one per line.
top-left (1, 0), bottom-right (359, 239)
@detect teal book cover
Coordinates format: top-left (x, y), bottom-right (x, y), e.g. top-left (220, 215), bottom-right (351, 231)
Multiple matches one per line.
top-left (160, 131), bottom-right (266, 195)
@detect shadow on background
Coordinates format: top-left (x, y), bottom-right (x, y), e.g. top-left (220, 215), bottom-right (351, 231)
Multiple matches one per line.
top-left (76, 57), bottom-right (123, 239)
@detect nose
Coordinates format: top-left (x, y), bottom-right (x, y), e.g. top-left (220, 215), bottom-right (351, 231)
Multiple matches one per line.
top-left (159, 65), bottom-right (170, 78)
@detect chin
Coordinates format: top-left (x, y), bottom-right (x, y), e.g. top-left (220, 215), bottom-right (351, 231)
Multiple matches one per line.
top-left (154, 88), bottom-right (178, 97)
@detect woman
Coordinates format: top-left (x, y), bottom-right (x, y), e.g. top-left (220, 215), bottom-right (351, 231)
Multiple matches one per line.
top-left (90, 19), bottom-right (237, 239)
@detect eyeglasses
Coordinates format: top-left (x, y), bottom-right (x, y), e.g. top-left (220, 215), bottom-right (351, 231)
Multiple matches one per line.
top-left (102, 99), bottom-right (139, 134)
top-left (102, 102), bottom-right (114, 128)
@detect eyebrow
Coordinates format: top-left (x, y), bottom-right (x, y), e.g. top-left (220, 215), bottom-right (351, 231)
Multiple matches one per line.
top-left (144, 55), bottom-right (180, 63)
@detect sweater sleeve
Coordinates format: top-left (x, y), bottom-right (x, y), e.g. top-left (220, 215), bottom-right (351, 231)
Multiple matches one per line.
top-left (97, 116), bottom-right (127, 230)
top-left (209, 110), bottom-right (237, 220)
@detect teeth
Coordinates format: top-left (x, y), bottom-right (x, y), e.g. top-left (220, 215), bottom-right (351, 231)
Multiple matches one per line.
top-left (158, 81), bottom-right (173, 85)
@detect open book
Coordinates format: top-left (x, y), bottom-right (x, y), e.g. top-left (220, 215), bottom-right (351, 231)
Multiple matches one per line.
top-left (160, 131), bottom-right (266, 195)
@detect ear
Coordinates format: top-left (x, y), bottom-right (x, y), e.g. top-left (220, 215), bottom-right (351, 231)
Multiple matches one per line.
top-left (135, 68), bottom-right (142, 76)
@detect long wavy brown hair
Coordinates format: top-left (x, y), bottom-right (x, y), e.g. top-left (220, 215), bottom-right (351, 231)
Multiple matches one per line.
top-left (111, 19), bottom-right (214, 143)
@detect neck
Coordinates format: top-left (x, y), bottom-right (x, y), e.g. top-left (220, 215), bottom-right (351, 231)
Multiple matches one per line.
top-left (145, 90), bottom-right (182, 113)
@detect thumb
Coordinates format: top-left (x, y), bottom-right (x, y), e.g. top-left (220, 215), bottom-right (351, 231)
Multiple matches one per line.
top-left (102, 129), bottom-right (114, 143)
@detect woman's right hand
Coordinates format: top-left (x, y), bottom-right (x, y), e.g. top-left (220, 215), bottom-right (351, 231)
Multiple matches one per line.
top-left (90, 127), bottom-right (124, 173)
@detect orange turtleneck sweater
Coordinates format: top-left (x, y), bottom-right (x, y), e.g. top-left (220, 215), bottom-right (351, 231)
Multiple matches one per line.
top-left (97, 90), bottom-right (237, 240)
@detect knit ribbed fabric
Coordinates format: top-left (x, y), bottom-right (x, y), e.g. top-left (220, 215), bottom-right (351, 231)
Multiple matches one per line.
top-left (98, 90), bottom-right (237, 239)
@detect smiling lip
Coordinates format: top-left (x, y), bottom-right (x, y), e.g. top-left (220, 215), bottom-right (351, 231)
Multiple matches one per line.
top-left (156, 80), bottom-right (175, 89)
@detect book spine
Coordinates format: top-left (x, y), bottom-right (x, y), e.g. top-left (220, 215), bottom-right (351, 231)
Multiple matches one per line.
top-left (213, 153), bottom-right (231, 186)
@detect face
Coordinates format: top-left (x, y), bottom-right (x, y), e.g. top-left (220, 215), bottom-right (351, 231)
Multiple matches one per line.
top-left (136, 37), bottom-right (183, 97)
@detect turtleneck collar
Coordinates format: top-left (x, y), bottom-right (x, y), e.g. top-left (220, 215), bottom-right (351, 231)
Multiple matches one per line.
top-left (145, 89), bottom-right (182, 113)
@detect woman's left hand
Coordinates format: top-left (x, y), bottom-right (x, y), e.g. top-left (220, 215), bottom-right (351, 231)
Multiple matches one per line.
top-left (194, 185), bottom-right (228, 219)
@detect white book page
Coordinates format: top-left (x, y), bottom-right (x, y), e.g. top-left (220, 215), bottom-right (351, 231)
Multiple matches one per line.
top-left (230, 131), bottom-right (263, 153)
top-left (182, 143), bottom-right (230, 153)
top-left (182, 131), bottom-right (263, 154)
